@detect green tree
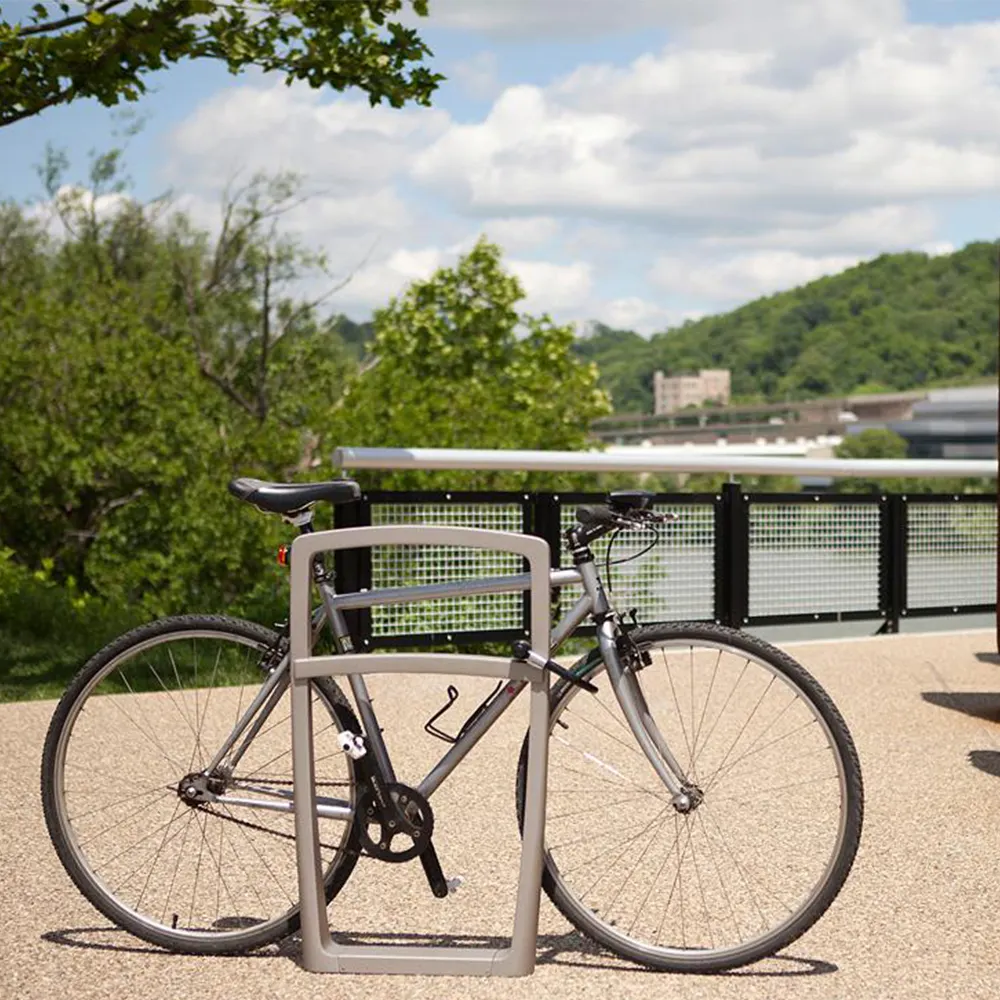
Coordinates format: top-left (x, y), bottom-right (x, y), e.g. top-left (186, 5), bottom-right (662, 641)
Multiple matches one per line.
top-left (0, 0), bottom-right (443, 128)
top-left (0, 148), bottom-right (360, 620)
top-left (333, 238), bottom-right (613, 491)
top-left (836, 428), bottom-right (910, 462)
top-left (833, 428), bottom-right (990, 495)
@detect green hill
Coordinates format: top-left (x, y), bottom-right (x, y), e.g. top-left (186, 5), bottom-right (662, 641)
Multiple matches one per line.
top-left (575, 241), bottom-right (999, 413)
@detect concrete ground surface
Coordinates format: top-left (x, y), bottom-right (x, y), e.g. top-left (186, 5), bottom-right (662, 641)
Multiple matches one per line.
top-left (2, 628), bottom-right (999, 1000)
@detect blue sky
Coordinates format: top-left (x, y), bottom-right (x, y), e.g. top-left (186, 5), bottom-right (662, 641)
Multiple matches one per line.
top-left (2, 0), bottom-right (999, 332)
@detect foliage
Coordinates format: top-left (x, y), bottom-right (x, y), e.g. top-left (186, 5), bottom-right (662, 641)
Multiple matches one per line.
top-left (577, 243), bottom-right (999, 411)
top-left (0, 0), bottom-right (443, 128)
top-left (0, 157), bottom-right (614, 697)
top-left (333, 237), bottom-right (612, 492)
top-left (0, 547), bottom-right (140, 700)
top-left (833, 429), bottom-right (992, 495)
top-left (0, 150), bottom-right (360, 622)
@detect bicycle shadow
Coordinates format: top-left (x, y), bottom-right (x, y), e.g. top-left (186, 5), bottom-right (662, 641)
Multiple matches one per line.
top-left (41, 925), bottom-right (299, 959)
top-left (41, 926), bottom-right (837, 977)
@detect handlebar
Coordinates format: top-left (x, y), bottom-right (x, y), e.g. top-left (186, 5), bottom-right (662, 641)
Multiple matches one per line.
top-left (571, 502), bottom-right (678, 546)
top-left (576, 504), bottom-right (677, 528)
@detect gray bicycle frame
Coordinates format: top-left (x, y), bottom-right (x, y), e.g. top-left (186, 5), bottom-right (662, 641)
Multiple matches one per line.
top-left (204, 544), bottom-right (690, 824)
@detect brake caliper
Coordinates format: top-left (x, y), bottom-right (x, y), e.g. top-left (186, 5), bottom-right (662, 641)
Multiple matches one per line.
top-left (615, 608), bottom-right (652, 671)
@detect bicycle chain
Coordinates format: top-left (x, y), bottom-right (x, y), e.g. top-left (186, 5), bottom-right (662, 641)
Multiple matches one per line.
top-left (195, 778), bottom-right (357, 855)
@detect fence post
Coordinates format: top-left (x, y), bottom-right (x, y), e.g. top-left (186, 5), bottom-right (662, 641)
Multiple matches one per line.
top-left (532, 492), bottom-right (565, 637)
top-left (715, 482), bottom-right (749, 629)
top-left (333, 493), bottom-right (372, 648)
top-left (878, 493), bottom-right (907, 634)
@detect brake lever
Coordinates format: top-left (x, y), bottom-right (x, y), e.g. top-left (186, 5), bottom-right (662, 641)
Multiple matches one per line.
top-left (620, 509), bottom-right (679, 528)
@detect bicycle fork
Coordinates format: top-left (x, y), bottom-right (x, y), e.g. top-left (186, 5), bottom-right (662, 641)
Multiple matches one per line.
top-left (596, 624), bottom-right (697, 812)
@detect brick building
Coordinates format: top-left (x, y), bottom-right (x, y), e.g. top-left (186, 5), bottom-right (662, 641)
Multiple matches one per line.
top-left (653, 369), bottom-right (731, 414)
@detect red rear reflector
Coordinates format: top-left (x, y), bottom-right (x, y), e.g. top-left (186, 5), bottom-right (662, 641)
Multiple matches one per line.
top-left (277, 545), bottom-right (289, 566)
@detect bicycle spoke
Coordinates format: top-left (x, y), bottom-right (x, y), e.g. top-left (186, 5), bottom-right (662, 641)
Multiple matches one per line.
top-left (217, 802), bottom-right (295, 909)
top-left (69, 783), bottom-right (171, 823)
top-left (690, 648), bottom-right (722, 776)
top-left (599, 805), bottom-right (673, 925)
top-left (48, 622), bottom-right (358, 952)
top-left (78, 787), bottom-right (176, 849)
top-left (155, 811), bottom-right (197, 923)
top-left (536, 627), bottom-right (859, 971)
top-left (563, 704), bottom-right (653, 765)
top-left (704, 716), bottom-right (821, 791)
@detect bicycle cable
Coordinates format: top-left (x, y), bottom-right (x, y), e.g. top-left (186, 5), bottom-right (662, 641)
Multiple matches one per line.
top-left (603, 522), bottom-right (661, 595)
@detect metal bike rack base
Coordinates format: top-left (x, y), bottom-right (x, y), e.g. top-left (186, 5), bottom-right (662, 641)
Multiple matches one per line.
top-left (289, 526), bottom-right (552, 977)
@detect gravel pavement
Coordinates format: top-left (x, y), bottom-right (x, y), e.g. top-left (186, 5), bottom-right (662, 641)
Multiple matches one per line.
top-left (3, 629), bottom-right (999, 1000)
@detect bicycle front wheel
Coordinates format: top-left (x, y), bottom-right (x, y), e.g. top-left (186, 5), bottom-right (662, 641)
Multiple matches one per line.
top-left (516, 622), bottom-right (863, 972)
top-left (41, 615), bottom-right (360, 954)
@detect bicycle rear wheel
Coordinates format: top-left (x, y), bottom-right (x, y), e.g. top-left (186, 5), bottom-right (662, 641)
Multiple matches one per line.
top-left (516, 622), bottom-right (863, 972)
top-left (41, 614), bottom-right (360, 954)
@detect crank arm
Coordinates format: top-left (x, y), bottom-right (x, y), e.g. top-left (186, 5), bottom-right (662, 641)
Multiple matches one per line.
top-left (419, 841), bottom-right (449, 899)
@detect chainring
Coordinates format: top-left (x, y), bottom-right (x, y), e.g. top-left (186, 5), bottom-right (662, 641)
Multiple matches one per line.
top-left (355, 782), bottom-right (433, 863)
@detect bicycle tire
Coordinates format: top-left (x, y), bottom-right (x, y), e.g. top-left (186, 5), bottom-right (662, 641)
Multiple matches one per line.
top-left (515, 621), bottom-right (863, 972)
top-left (41, 614), bottom-right (361, 955)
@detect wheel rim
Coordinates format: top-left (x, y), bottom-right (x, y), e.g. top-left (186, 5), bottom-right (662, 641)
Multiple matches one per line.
top-left (542, 636), bottom-right (854, 966)
top-left (50, 627), bottom-right (355, 946)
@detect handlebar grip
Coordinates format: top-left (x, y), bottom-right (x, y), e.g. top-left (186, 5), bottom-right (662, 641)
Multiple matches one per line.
top-left (575, 504), bottom-right (616, 526)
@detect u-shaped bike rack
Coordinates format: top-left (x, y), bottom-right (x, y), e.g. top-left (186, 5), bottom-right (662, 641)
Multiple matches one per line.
top-left (289, 525), bottom-right (553, 976)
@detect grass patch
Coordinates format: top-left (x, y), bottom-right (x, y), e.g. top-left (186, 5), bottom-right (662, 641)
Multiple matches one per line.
top-left (0, 626), bottom-right (107, 702)
top-left (0, 556), bottom-right (142, 702)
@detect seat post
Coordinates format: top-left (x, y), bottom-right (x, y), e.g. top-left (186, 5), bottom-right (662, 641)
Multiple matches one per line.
top-left (284, 508), bottom-right (324, 577)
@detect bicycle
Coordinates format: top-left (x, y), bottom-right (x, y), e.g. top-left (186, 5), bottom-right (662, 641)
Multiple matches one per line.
top-left (41, 478), bottom-right (863, 973)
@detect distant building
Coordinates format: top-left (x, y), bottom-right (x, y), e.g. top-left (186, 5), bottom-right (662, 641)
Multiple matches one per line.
top-left (844, 384), bottom-right (998, 460)
top-left (653, 369), bottom-right (731, 414)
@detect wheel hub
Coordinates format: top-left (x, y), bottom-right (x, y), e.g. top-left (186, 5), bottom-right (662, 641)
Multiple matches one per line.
top-left (177, 771), bottom-right (226, 805)
top-left (673, 782), bottom-right (705, 814)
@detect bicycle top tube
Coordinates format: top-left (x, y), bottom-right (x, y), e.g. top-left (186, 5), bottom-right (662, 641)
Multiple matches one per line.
top-left (326, 566), bottom-right (583, 614)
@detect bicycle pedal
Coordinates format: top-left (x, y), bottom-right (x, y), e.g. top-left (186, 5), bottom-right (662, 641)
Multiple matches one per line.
top-left (446, 875), bottom-right (465, 895)
top-left (336, 730), bottom-right (367, 760)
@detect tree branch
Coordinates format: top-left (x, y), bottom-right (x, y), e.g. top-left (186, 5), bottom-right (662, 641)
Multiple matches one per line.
top-left (2, 86), bottom-right (76, 128)
top-left (197, 358), bottom-right (258, 417)
top-left (276, 238), bottom-right (375, 341)
top-left (15, 0), bottom-right (126, 38)
top-left (257, 251), bottom-right (271, 421)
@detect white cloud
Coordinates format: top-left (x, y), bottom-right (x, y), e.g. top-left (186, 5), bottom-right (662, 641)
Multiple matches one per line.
top-left (649, 250), bottom-right (862, 303)
top-left (159, 79), bottom-right (460, 312)
top-left (449, 51), bottom-right (502, 100)
top-left (29, 184), bottom-right (130, 219)
top-left (921, 239), bottom-right (956, 256)
top-left (411, 0), bottom-right (679, 40)
top-left (413, 18), bottom-right (1000, 243)
top-left (411, 85), bottom-right (640, 209)
top-left (508, 258), bottom-right (592, 312)
top-left (590, 297), bottom-right (697, 335)
top-left (168, 81), bottom-right (448, 192)
top-left (155, 3), bottom-right (999, 327)
top-left (420, 0), bottom-right (903, 46)
top-left (332, 245), bottom-right (593, 319)
top-left (478, 216), bottom-right (560, 252)
top-left (338, 248), bottom-right (447, 310)
top-left (701, 204), bottom-right (940, 253)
